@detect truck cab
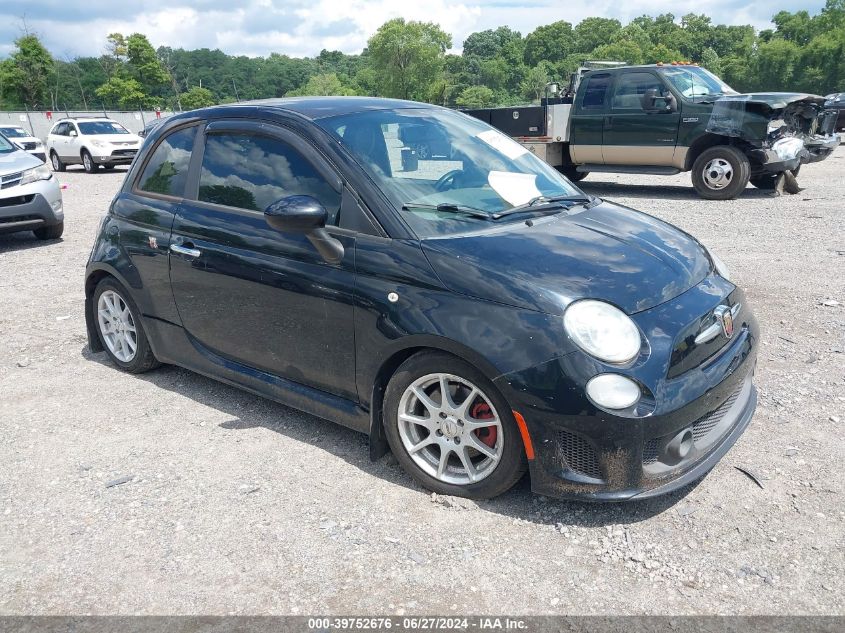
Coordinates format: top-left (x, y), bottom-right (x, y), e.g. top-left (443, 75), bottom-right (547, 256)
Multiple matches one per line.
top-left (467, 63), bottom-right (840, 199)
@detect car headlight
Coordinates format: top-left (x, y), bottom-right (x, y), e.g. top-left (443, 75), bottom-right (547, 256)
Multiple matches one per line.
top-left (707, 248), bottom-right (731, 280)
top-left (90, 140), bottom-right (109, 148)
top-left (563, 300), bottom-right (642, 364)
top-left (19, 164), bottom-right (52, 186)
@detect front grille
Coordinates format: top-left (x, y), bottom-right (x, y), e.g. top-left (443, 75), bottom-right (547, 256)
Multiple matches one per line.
top-left (643, 438), bottom-right (660, 465)
top-left (111, 149), bottom-right (137, 157)
top-left (0, 194), bottom-right (34, 208)
top-left (0, 213), bottom-right (39, 224)
top-left (642, 381), bottom-right (745, 467)
top-left (1, 171), bottom-right (23, 189)
top-left (692, 384), bottom-right (743, 442)
top-left (557, 430), bottom-right (602, 479)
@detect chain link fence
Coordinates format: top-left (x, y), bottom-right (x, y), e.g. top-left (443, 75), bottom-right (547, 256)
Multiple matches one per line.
top-left (0, 109), bottom-right (180, 140)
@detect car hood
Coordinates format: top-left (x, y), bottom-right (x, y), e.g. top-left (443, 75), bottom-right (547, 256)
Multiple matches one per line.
top-left (0, 149), bottom-right (43, 175)
top-left (420, 200), bottom-right (712, 316)
top-left (707, 92), bottom-right (836, 140)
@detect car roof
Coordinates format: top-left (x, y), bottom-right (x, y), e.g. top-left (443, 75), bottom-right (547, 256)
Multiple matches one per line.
top-left (55, 117), bottom-right (116, 123)
top-left (209, 96), bottom-right (436, 121)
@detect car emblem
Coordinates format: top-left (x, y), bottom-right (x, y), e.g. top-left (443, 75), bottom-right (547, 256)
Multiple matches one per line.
top-left (714, 305), bottom-right (734, 339)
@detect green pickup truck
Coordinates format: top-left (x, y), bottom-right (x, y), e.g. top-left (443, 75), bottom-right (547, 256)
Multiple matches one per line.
top-left (466, 64), bottom-right (840, 199)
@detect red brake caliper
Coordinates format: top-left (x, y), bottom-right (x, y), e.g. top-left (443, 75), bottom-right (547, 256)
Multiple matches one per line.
top-left (471, 402), bottom-right (497, 448)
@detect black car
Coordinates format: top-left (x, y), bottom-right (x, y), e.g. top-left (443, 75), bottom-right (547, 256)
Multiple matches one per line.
top-left (84, 97), bottom-right (759, 501)
top-left (824, 93), bottom-right (845, 132)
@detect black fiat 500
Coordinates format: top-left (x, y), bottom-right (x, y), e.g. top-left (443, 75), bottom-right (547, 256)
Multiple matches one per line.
top-left (85, 97), bottom-right (758, 501)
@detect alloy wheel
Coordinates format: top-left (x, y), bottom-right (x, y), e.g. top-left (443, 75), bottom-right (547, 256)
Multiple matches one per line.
top-left (397, 373), bottom-right (504, 485)
top-left (97, 290), bottom-right (138, 362)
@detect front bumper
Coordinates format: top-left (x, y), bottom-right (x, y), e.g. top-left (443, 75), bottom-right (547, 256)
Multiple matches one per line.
top-left (92, 148), bottom-right (138, 165)
top-left (751, 134), bottom-right (840, 173)
top-left (0, 179), bottom-right (64, 235)
top-left (495, 276), bottom-right (759, 501)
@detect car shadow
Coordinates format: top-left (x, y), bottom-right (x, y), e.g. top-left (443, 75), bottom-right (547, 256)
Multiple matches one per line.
top-left (82, 345), bottom-right (698, 527)
top-left (580, 180), bottom-right (774, 201)
top-left (0, 232), bottom-right (63, 252)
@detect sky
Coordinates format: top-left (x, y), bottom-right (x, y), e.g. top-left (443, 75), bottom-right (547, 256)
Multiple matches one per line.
top-left (0, 0), bottom-right (829, 60)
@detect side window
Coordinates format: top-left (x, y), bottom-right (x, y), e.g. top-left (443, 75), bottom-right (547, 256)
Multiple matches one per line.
top-left (53, 123), bottom-right (67, 136)
top-left (198, 133), bottom-right (341, 223)
top-left (137, 126), bottom-right (197, 197)
top-left (68, 123), bottom-right (78, 136)
top-left (612, 73), bottom-right (667, 110)
top-left (581, 73), bottom-right (611, 110)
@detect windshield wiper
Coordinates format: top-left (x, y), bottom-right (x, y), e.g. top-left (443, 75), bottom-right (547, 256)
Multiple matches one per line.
top-left (491, 195), bottom-right (593, 220)
top-left (401, 202), bottom-right (494, 221)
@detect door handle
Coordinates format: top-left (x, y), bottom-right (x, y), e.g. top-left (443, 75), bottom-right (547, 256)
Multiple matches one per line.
top-left (170, 243), bottom-right (201, 258)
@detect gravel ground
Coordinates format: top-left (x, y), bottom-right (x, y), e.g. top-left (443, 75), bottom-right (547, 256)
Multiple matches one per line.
top-left (1, 151), bottom-right (843, 615)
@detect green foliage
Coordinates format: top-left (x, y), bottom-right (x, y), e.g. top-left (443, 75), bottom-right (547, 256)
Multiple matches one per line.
top-left (456, 85), bottom-right (496, 108)
top-left (179, 86), bottom-right (216, 110)
top-left (367, 18), bottom-right (451, 100)
top-left (4, 5), bottom-right (845, 112)
top-left (3, 35), bottom-right (54, 108)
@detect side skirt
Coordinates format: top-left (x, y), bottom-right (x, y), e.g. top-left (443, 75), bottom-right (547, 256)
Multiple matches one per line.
top-left (143, 316), bottom-right (370, 434)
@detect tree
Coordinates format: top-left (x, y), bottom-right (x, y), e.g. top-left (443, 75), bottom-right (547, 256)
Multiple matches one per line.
top-left (179, 86), bottom-right (215, 109)
top-left (366, 18), bottom-right (451, 101)
top-left (288, 73), bottom-right (355, 96)
top-left (126, 34), bottom-right (170, 95)
top-left (573, 18), bottom-right (622, 55)
top-left (524, 21), bottom-right (573, 66)
top-left (95, 76), bottom-right (146, 108)
top-left (463, 27), bottom-right (522, 60)
top-left (521, 63), bottom-right (550, 102)
top-left (5, 34), bottom-right (54, 108)
top-left (456, 85), bottom-right (496, 108)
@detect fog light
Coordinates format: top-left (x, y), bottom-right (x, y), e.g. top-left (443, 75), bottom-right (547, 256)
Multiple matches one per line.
top-left (50, 199), bottom-right (62, 211)
top-left (586, 374), bottom-right (641, 410)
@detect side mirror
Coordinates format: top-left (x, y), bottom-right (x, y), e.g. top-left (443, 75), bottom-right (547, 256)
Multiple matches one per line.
top-left (264, 195), bottom-right (344, 264)
top-left (69, 130), bottom-right (78, 137)
top-left (642, 89), bottom-right (677, 113)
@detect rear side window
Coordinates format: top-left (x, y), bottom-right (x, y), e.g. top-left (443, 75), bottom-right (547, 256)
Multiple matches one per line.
top-left (137, 126), bottom-right (197, 198)
top-left (581, 73), bottom-right (611, 110)
top-left (197, 133), bottom-right (341, 221)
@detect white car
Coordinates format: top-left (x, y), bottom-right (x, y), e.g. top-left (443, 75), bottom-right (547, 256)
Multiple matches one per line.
top-left (46, 118), bottom-right (142, 173)
top-left (0, 125), bottom-right (46, 162)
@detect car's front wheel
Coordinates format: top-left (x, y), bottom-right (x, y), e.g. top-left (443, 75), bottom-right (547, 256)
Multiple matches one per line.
top-left (383, 352), bottom-right (527, 499)
top-left (50, 151), bottom-right (65, 172)
top-left (691, 146), bottom-right (750, 200)
top-left (81, 150), bottom-right (97, 173)
top-left (33, 221), bottom-right (63, 240)
top-left (93, 278), bottom-right (160, 373)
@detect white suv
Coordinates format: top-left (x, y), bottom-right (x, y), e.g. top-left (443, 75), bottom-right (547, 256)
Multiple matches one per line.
top-left (46, 118), bottom-right (142, 173)
top-left (0, 125), bottom-right (46, 162)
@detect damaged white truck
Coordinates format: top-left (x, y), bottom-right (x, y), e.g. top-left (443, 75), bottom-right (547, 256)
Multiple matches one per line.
top-left (465, 63), bottom-right (840, 199)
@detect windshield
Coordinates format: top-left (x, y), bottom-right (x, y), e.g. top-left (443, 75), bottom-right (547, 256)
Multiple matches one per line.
top-left (0, 134), bottom-right (16, 154)
top-left (78, 121), bottom-right (130, 135)
top-left (316, 108), bottom-right (583, 237)
top-left (660, 67), bottom-right (737, 100)
top-left (0, 127), bottom-right (28, 138)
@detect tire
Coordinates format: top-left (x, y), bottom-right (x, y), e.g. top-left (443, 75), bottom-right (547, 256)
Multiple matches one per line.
top-left (33, 221), bottom-right (63, 240)
top-left (81, 149), bottom-right (97, 173)
top-left (92, 277), bottom-right (160, 373)
top-left (558, 166), bottom-right (588, 182)
top-left (691, 146), bottom-right (750, 200)
top-left (102, 164), bottom-right (115, 171)
top-left (50, 151), bottom-right (66, 172)
top-left (751, 165), bottom-right (801, 190)
top-left (383, 351), bottom-right (527, 499)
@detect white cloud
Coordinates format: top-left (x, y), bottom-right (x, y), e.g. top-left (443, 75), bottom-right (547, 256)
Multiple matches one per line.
top-left (0, 0), bottom-right (829, 59)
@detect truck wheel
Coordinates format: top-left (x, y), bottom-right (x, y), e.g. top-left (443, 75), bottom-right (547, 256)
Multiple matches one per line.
top-left (691, 146), bottom-right (750, 200)
top-left (558, 166), bottom-right (588, 182)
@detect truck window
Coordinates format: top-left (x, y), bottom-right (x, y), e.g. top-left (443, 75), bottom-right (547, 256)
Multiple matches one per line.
top-left (612, 73), bottom-right (666, 110)
top-left (581, 73), bottom-right (611, 110)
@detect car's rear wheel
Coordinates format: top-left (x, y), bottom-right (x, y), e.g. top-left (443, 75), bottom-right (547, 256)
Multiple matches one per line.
top-left (93, 278), bottom-right (160, 373)
top-left (383, 352), bottom-right (527, 499)
top-left (691, 146), bottom-right (750, 200)
top-left (50, 151), bottom-right (65, 172)
top-left (33, 221), bottom-right (63, 240)
top-left (82, 150), bottom-right (97, 173)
